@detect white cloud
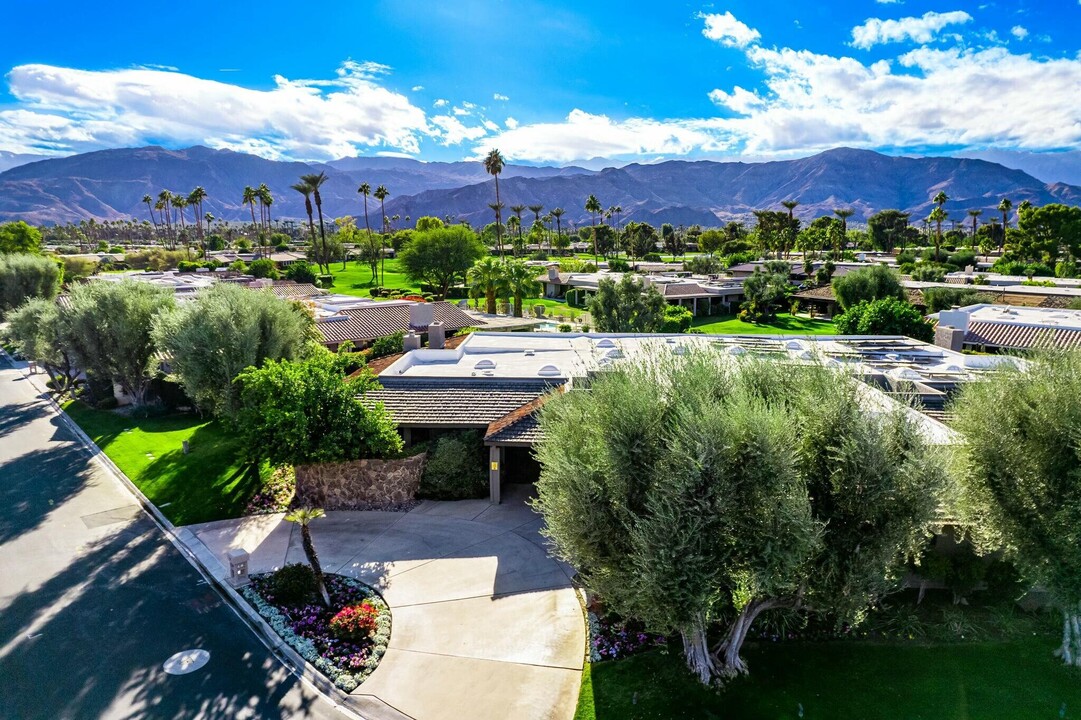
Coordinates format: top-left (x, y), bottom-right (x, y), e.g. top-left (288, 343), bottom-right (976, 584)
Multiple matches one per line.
top-left (875, 0), bottom-right (904, 4)
top-left (699, 11), bottom-right (761, 48)
top-left (430, 115), bottom-right (488, 145)
top-left (851, 10), bottom-right (972, 49)
top-left (482, 119), bottom-right (500, 132)
top-left (493, 92), bottom-right (509, 101)
top-left (505, 117), bottom-right (519, 129)
top-left (433, 98), bottom-right (449, 107)
top-left (1010, 25), bottom-right (1029, 39)
top-left (0, 61), bottom-right (433, 159)
top-left (411, 85), bottom-right (424, 91)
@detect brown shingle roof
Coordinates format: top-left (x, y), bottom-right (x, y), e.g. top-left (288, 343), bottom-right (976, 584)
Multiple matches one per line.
top-left (267, 283), bottom-right (327, 300)
top-left (316, 302), bottom-right (481, 345)
top-left (365, 379), bottom-right (561, 426)
top-left (793, 285), bottom-right (836, 301)
top-left (659, 283), bottom-right (713, 298)
top-left (965, 321), bottom-right (1081, 350)
top-left (484, 388), bottom-right (563, 445)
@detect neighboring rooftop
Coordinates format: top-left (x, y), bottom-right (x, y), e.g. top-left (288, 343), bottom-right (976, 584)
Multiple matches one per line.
top-left (316, 301), bottom-right (480, 346)
top-left (935, 304), bottom-right (1081, 351)
top-left (365, 378), bottom-right (562, 427)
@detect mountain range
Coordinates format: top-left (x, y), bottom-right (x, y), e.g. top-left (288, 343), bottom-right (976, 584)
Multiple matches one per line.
top-left (0, 145), bottom-right (1077, 228)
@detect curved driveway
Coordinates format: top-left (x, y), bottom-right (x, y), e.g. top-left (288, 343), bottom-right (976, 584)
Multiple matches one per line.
top-left (182, 488), bottom-right (585, 720)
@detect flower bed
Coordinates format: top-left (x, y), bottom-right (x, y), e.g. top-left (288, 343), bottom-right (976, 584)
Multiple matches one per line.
top-left (244, 465), bottom-right (296, 515)
top-left (242, 572), bottom-right (391, 691)
top-left (588, 611), bottom-right (666, 662)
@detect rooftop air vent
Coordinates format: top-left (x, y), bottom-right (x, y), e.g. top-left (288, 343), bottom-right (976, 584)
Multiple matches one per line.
top-left (538, 364), bottom-right (561, 377)
top-left (524, 349), bottom-right (536, 356)
top-left (474, 359), bottom-right (496, 370)
top-left (727, 345), bottom-right (747, 356)
top-left (605, 348), bottom-right (624, 360)
top-left (597, 338), bottom-right (616, 348)
top-left (672, 345), bottom-right (688, 356)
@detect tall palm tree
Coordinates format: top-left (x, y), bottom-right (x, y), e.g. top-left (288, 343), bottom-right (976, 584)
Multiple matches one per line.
top-left (242, 185), bottom-right (259, 253)
top-left (358, 182), bottom-right (373, 252)
top-left (291, 180), bottom-right (318, 268)
top-left (832, 207), bottom-right (854, 235)
top-left (781, 200), bottom-right (800, 259)
top-left (300, 171), bottom-right (330, 275)
top-left (285, 508), bottom-right (331, 607)
top-left (204, 212), bottom-right (214, 237)
top-left (157, 190), bottom-right (174, 248)
top-left (528, 204), bottom-right (544, 226)
top-left (509, 204), bottom-right (526, 256)
top-left (467, 256), bottom-right (506, 314)
top-left (929, 207), bottom-right (948, 262)
top-left (484, 149), bottom-right (506, 260)
top-left (172, 194), bottom-right (191, 259)
top-left (142, 194), bottom-right (157, 235)
top-left (998, 197), bottom-right (1013, 249)
top-left (374, 185), bottom-right (389, 285)
top-left (967, 209), bottom-right (983, 250)
top-left (585, 194), bottom-right (602, 264)
top-left (504, 260), bottom-right (540, 318)
top-left (550, 207), bottom-right (565, 255)
top-left (188, 186), bottom-right (207, 245)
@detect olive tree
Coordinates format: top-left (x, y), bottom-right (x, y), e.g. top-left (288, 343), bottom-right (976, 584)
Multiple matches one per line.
top-left (831, 265), bottom-right (904, 311)
top-left (3, 298), bottom-right (80, 394)
top-left (951, 351), bottom-right (1081, 666)
top-left (0, 253), bottom-right (61, 317)
top-left (66, 280), bottom-right (174, 408)
top-left (534, 354), bottom-right (945, 684)
top-left (153, 283), bottom-right (313, 417)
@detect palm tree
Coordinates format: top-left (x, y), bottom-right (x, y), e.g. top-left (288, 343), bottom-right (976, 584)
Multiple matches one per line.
top-left (504, 260), bottom-right (540, 318)
top-left (188, 186), bottom-right (207, 246)
top-left (291, 180), bottom-right (318, 268)
top-left (967, 209), bottom-right (983, 250)
top-left (832, 207), bottom-right (854, 235)
top-left (468, 256), bottom-right (506, 314)
top-left (142, 194), bottom-right (157, 235)
top-left (241, 185), bottom-right (259, 253)
top-left (259, 184), bottom-right (273, 234)
top-left (358, 182), bottom-right (373, 252)
top-left (157, 190), bottom-right (174, 248)
top-left (285, 508), bottom-right (331, 607)
top-left (510, 204), bottom-right (525, 255)
top-left (204, 212), bottom-right (214, 237)
top-left (585, 194), bottom-right (602, 264)
top-left (929, 207), bottom-right (948, 262)
top-left (484, 149), bottom-right (506, 260)
top-left (551, 207), bottom-right (565, 255)
top-left (781, 200), bottom-right (800, 259)
top-left (300, 171), bottom-right (330, 275)
top-left (374, 184), bottom-right (390, 285)
top-left (998, 197), bottom-right (1013, 249)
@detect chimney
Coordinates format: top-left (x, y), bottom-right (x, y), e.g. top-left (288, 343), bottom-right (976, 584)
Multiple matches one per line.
top-left (934, 326), bottom-right (965, 352)
top-left (547, 265), bottom-right (560, 282)
top-left (409, 302), bottom-right (434, 329)
top-left (937, 308), bottom-right (971, 332)
top-left (428, 321), bottom-right (445, 350)
top-left (403, 332), bottom-right (421, 352)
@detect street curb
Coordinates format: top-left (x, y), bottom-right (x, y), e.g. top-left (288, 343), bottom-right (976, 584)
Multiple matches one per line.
top-left (1, 351), bottom-right (384, 720)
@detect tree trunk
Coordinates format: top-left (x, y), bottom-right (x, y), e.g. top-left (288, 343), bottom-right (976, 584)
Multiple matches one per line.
top-left (713, 598), bottom-right (785, 678)
top-left (301, 525), bottom-right (331, 607)
top-left (680, 615), bottom-right (719, 685)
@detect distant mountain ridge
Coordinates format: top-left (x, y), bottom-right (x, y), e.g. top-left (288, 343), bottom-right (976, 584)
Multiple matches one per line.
top-left (0, 145), bottom-right (1077, 227)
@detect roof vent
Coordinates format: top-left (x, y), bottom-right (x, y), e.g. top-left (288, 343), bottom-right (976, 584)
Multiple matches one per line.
top-left (727, 345), bottom-right (747, 356)
top-left (538, 364), bottom-right (561, 377)
top-left (596, 338), bottom-right (616, 348)
top-left (474, 359), bottom-right (496, 370)
top-left (672, 345), bottom-right (688, 356)
top-left (524, 349), bottom-right (536, 356)
top-left (605, 348), bottom-right (624, 359)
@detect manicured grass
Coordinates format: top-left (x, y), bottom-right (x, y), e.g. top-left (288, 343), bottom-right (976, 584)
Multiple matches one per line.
top-left (324, 258), bottom-right (421, 298)
top-left (692, 312), bottom-right (838, 336)
top-left (63, 400), bottom-right (256, 526)
top-left (575, 636), bottom-right (1081, 720)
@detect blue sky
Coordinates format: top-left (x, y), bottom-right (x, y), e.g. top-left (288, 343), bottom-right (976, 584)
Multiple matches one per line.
top-left (1, 0), bottom-right (1079, 164)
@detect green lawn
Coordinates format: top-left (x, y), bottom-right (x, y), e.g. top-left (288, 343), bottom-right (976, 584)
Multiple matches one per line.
top-left (63, 400), bottom-right (256, 526)
top-left (324, 258), bottom-right (421, 297)
top-left (692, 312), bottom-right (838, 336)
top-left (576, 636), bottom-right (1081, 720)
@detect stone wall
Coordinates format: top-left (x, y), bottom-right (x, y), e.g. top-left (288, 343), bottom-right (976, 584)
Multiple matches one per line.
top-left (294, 453), bottom-right (427, 510)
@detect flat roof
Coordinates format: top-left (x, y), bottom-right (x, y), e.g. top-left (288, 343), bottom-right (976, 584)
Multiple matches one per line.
top-left (937, 303), bottom-right (1081, 331)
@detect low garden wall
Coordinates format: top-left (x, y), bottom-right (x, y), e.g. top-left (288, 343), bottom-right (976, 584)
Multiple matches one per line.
top-left (294, 453), bottom-right (427, 510)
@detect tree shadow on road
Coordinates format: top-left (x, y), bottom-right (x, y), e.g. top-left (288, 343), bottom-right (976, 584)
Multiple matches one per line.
top-left (0, 514), bottom-right (334, 720)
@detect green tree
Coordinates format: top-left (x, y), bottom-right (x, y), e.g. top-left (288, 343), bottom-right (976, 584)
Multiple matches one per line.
top-left (484, 149), bottom-right (506, 259)
top-left (998, 197), bottom-right (1014, 247)
top-left (291, 180), bottom-right (318, 266)
top-left (585, 194), bottom-right (602, 264)
top-left (740, 265), bottom-right (790, 322)
top-left (285, 507), bottom-right (331, 606)
top-left (284, 261), bottom-right (318, 286)
top-left (248, 258), bottom-right (279, 279)
top-left (399, 225), bottom-right (486, 298)
top-left (952, 351), bottom-right (1081, 666)
top-left (534, 356), bottom-right (945, 683)
top-left (833, 207), bottom-right (855, 236)
top-left (1017, 203), bottom-right (1081, 263)
top-left (867, 210), bottom-right (910, 252)
top-left (237, 350), bottom-right (402, 467)
top-left (374, 184), bottom-right (390, 284)
top-left (301, 172), bottom-right (330, 275)
top-left (414, 216), bottom-right (445, 232)
top-left (504, 260), bottom-right (540, 317)
top-left (153, 283), bottom-right (312, 417)
top-left (3, 298), bottom-right (79, 393)
top-left (0, 221), bottom-right (44, 254)
top-left (587, 275), bottom-right (666, 332)
top-left (0, 253), bottom-right (61, 317)
top-left (467, 256), bottom-right (507, 314)
top-left (66, 280), bottom-right (175, 408)
top-left (831, 265), bottom-right (905, 311)
top-left (659, 304), bottom-right (693, 332)
top-left (834, 297), bottom-right (933, 342)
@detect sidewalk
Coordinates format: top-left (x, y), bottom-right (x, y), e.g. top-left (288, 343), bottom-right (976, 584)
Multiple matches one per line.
top-left (180, 485), bottom-right (586, 720)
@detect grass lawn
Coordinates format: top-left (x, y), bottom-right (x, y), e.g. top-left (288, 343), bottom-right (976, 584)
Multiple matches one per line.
top-left (324, 258), bottom-right (421, 298)
top-left (692, 312), bottom-right (837, 336)
top-left (63, 400), bottom-right (256, 526)
top-left (576, 636), bottom-right (1081, 720)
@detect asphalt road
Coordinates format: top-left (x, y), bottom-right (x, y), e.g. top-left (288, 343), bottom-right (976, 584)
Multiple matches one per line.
top-left (0, 363), bottom-right (344, 720)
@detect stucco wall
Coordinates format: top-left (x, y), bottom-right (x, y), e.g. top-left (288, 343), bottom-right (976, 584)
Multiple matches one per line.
top-left (294, 453), bottom-right (427, 510)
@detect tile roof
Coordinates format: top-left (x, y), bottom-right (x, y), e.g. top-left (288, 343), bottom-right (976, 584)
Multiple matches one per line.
top-left (267, 282), bottom-right (327, 299)
top-left (659, 283), bottom-right (714, 298)
top-left (365, 379), bottom-right (562, 427)
top-left (316, 302), bottom-right (481, 345)
top-left (484, 389), bottom-right (563, 445)
top-left (793, 285), bottom-right (836, 301)
top-left (965, 320), bottom-right (1081, 350)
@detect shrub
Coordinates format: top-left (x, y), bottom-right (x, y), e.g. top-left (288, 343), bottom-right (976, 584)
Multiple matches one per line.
top-left (270, 563), bottom-right (318, 606)
top-left (55, 245), bottom-right (80, 255)
top-left (896, 250), bottom-right (916, 265)
top-left (60, 255), bottom-right (99, 282)
top-left (683, 255), bottom-right (721, 275)
top-left (660, 304), bottom-right (693, 333)
top-left (109, 245), bottom-right (123, 253)
top-left (991, 259), bottom-right (1027, 276)
top-left (832, 265), bottom-right (904, 310)
top-left (368, 332), bottom-right (404, 360)
top-left (1056, 261), bottom-right (1079, 279)
top-left (229, 259), bottom-right (248, 273)
top-left (285, 261), bottom-right (318, 285)
top-left (643, 252), bottom-right (662, 262)
top-left (946, 249), bottom-right (977, 270)
top-left (607, 257), bottom-right (630, 272)
top-left (329, 600), bottom-right (381, 641)
top-left (0, 253), bottom-right (61, 316)
top-left (317, 274), bottom-right (334, 287)
top-left (910, 264), bottom-right (947, 282)
top-left (835, 297), bottom-right (934, 342)
top-left (558, 323), bottom-right (573, 332)
top-left (922, 288), bottom-right (996, 313)
top-left (249, 258), bottom-right (279, 279)
top-left (420, 431), bottom-right (487, 499)
top-left (1025, 262), bottom-right (1054, 278)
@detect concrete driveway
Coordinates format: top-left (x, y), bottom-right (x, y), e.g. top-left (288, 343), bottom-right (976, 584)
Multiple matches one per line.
top-left (180, 487), bottom-right (585, 720)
